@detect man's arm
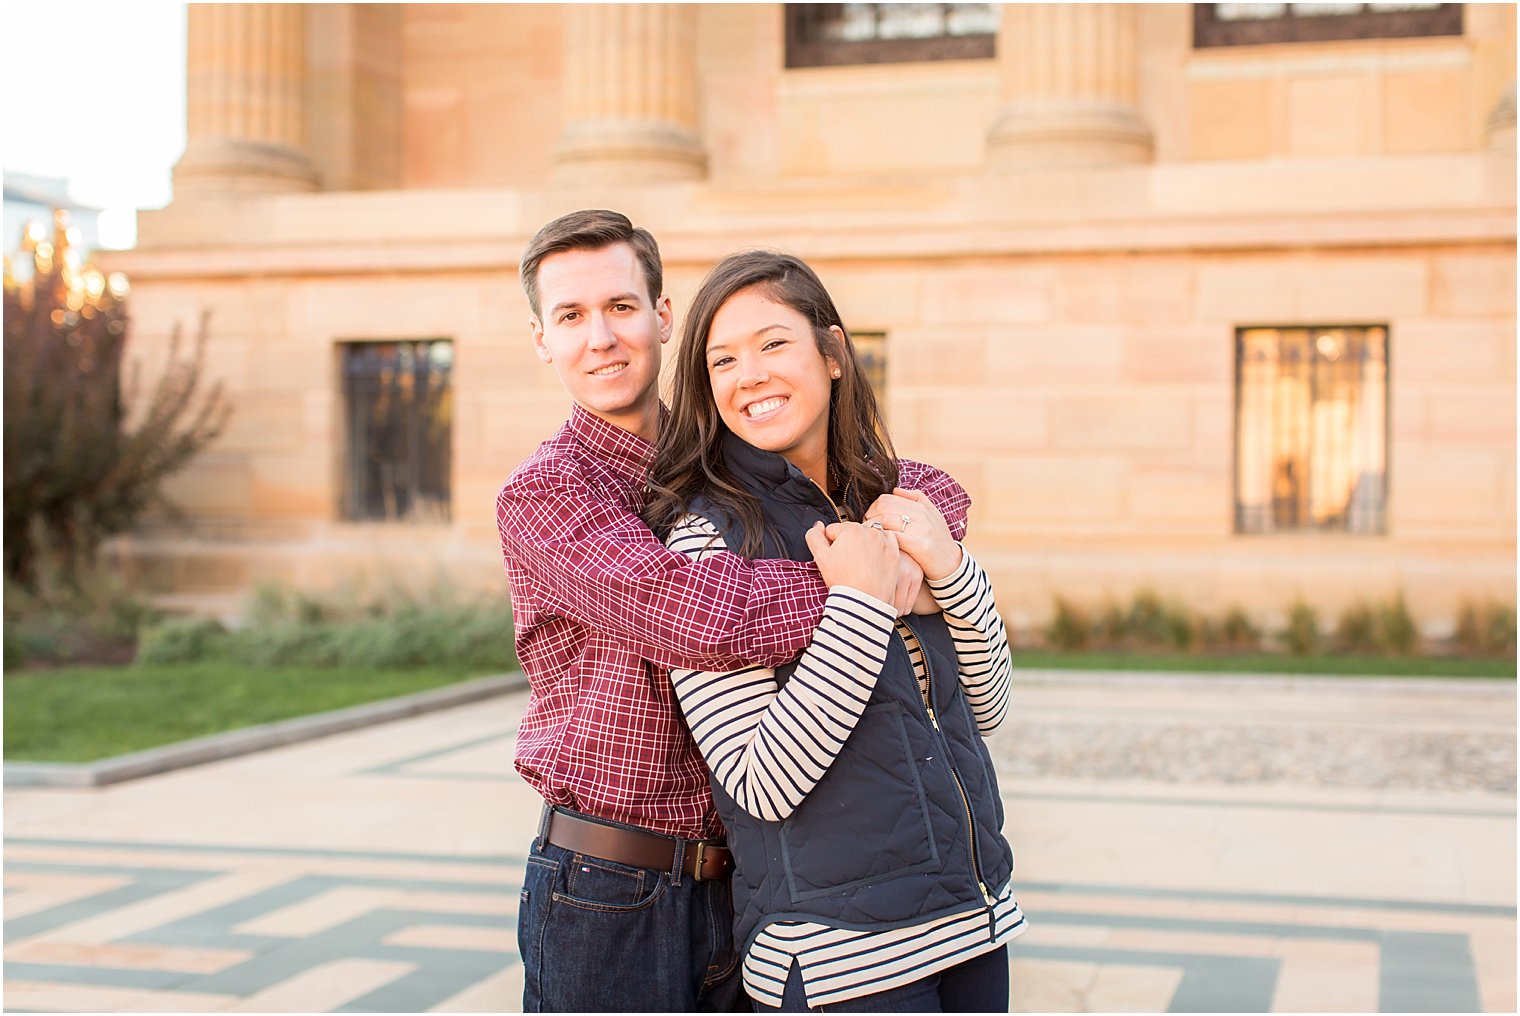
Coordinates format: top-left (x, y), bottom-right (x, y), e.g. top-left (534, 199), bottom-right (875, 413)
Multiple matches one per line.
top-left (896, 459), bottom-right (971, 541)
top-left (497, 458), bottom-right (973, 674)
top-left (498, 467), bottom-right (827, 672)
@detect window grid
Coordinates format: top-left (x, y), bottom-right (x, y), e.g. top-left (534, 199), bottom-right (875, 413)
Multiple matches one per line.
top-left (786, 4), bottom-right (997, 69)
top-left (340, 339), bottom-right (453, 523)
top-left (1194, 3), bottom-right (1462, 47)
top-left (1234, 325), bottom-right (1388, 535)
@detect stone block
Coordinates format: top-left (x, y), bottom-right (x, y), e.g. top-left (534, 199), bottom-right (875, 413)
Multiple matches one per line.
top-left (1197, 256), bottom-right (1430, 324)
top-left (1048, 396), bottom-right (1193, 452)
top-left (1195, 259), bottom-right (1303, 322)
top-left (821, 267), bottom-right (925, 331)
top-left (1188, 76), bottom-right (1273, 161)
top-left (1393, 319), bottom-right (1514, 384)
top-left (1426, 387), bottom-right (1517, 444)
top-left (984, 326), bottom-right (1124, 384)
top-left (777, 61), bottom-right (997, 176)
top-left (921, 265), bottom-right (1055, 326)
top-left (984, 456), bottom-right (1128, 524)
top-left (1384, 66), bottom-right (1472, 154)
top-left (1191, 393), bottom-right (1235, 459)
top-left (1389, 390), bottom-right (1430, 444)
top-left (1124, 325), bottom-right (1231, 385)
top-left (1287, 74), bottom-right (1373, 158)
top-left (159, 453), bottom-right (253, 518)
top-left (896, 390), bottom-right (1046, 453)
top-left (887, 330), bottom-right (990, 388)
top-left (1296, 257), bottom-right (1429, 321)
top-left (1391, 446), bottom-right (1510, 530)
top-left (219, 393), bottom-right (307, 452)
top-left (1052, 258), bottom-right (1197, 326)
top-left (250, 455), bottom-right (337, 519)
top-left (1129, 466), bottom-right (1233, 533)
top-left (288, 276), bottom-right (486, 342)
top-left (1429, 252), bottom-right (1518, 318)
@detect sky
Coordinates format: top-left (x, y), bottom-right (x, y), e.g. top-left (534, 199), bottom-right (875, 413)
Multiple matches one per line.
top-left (2, 2), bottom-right (187, 248)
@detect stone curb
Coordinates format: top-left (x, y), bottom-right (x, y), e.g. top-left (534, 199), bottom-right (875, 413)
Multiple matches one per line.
top-left (4, 671), bottom-right (529, 789)
top-left (1015, 669), bottom-right (1516, 696)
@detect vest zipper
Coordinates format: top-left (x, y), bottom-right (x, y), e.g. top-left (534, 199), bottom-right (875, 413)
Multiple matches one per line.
top-left (903, 623), bottom-right (996, 911)
top-left (809, 476), bottom-right (850, 522)
top-left (817, 480), bottom-right (997, 914)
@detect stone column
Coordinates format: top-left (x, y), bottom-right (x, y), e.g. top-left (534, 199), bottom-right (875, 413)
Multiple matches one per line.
top-left (554, 4), bottom-right (707, 185)
top-left (985, 3), bottom-right (1153, 170)
top-left (174, 3), bottom-right (319, 195)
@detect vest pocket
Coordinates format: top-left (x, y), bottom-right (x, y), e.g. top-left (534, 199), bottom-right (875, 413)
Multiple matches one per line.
top-left (779, 700), bottom-right (940, 903)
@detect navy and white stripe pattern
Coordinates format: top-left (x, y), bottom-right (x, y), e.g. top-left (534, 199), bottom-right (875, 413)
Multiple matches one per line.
top-left (666, 515), bottom-right (1026, 1008)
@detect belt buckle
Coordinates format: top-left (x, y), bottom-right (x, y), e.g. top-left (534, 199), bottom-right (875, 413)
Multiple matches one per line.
top-left (690, 840), bottom-right (709, 882)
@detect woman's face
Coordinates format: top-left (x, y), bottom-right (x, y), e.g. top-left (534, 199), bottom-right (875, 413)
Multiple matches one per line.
top-left (704, 286), bottom-right (841, 481)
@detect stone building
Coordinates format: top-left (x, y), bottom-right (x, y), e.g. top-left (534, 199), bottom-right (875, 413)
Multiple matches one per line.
top-left (101, 3), bottom-right (1516, 637)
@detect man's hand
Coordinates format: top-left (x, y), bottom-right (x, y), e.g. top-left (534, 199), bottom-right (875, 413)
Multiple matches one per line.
top-left (864, 488), bottom-right (963, 581)
top-left (803, 521), bottom-right (900, 606)
top-left (892, 552), bottom-right (941, 617)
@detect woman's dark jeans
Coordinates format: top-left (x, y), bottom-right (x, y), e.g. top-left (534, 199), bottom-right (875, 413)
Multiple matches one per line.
top-left (755, 944), bottom-right (1010, 1013)
top-left (518, 838), bottom-right (744, 1012)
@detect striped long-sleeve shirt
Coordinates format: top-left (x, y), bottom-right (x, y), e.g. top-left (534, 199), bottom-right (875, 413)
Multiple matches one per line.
top-left (666, 514), bottom-right (1027, 1008)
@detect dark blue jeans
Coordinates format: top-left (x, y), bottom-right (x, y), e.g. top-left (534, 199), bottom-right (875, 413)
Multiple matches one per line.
top-left (518, 834), bottom-right (744, 1012)
top-left (756, 945), bottom-right (1009, 1013)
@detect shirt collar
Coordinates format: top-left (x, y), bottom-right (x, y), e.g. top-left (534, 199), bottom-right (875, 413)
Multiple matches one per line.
top-left (568, 402), bottom-right (663, 482)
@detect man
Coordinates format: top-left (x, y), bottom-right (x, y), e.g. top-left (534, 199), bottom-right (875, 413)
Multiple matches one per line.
top-left (496, 209), bottom-right (970, 1012)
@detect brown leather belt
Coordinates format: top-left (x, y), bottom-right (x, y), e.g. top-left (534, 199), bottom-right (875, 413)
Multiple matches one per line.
top-left (541, 807), bottom-right (734, 882)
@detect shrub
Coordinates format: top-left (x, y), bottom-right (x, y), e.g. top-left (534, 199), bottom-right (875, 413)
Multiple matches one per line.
top-left (1335, 602), bottom-right (1378, 654)
top-left (4, 568), bottom-right (160, 667)
top-left (1454, 600), bottom-right (1516, 658)
top-left (1195, 615), bottom-right (1223, 652)
top-left (1044, 596), bottom-right (1089, 651)
top-left (128, 583), bottom-right (519, 672)
top-left (1375, 593), bottom-right (1418, 656)
top-left (136, 617), bottom-right (230, 665)
top-left (1092, 599), bottom-right (1127, 650)
top-left (1220, 606), bottom-right (1259, 651)
top-left (1164, 603), bottom-right (1196, 653)
top-left (1125, 590), bottom-right (1171, 649)
top-left (1281, 600), bottom-right (1320, 656)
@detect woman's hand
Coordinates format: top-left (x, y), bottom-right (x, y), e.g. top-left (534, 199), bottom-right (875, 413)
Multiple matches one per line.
top-left (804, 520), bottom-right (900, 606)
top-left (864, 487), bottom-right (963, 582)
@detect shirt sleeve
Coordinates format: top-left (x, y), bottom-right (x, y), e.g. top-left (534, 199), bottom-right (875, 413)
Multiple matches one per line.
top-left (926, 545), bottom-right (1012, 734)
top-left (496, 465), bottom-right (829, 672)
top-left (666, 515), bottom-right (897, 823)
top-left (896, 459), bottom-right (971, 542)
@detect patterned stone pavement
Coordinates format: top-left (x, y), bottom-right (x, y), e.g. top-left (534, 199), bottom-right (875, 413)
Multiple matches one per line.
top-left (4, 673), bottom-right (1515, 1012)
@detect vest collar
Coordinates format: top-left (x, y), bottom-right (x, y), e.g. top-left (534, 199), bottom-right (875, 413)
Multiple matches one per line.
top-left (720, 431), bottom-right (845, 519)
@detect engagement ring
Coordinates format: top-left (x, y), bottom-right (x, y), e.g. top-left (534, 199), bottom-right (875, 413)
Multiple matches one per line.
top-left (900, 514), bottom-right (913, 530)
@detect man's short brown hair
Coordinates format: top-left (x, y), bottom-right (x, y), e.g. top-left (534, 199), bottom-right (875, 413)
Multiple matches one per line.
top-left (519, 209), bottom-right (664, 319)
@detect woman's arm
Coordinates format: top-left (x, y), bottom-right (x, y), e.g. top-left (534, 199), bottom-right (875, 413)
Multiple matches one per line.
top-left (927, 546), bottom-right (1013, 734)
top-left (666, 515), bottom-right (896, 822)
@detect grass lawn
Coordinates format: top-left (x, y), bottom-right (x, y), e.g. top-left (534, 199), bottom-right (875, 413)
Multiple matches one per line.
top-left (4, 663), bottom-right (497, 763)
top-left (1010, 649), bottom-right (1517, 678)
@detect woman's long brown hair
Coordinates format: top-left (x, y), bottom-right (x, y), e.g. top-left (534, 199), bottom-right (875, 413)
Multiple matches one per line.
top-left (645, 250), bottom-right (899, 557)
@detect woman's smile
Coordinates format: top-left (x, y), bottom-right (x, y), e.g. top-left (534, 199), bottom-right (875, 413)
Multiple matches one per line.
top-left (741, 395), bottom-right (789, 421)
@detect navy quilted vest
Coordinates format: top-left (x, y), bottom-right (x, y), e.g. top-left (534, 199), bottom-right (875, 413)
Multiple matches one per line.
top-left (685, 433), bottom-right (1014, 954)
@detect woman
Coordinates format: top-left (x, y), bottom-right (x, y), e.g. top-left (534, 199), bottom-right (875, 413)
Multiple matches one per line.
top-left (646, 251), bottom-right (1025, 1012)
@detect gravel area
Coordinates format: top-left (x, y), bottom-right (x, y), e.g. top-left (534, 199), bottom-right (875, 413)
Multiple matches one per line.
top-left (986, 721), bottom-right (1517, 793)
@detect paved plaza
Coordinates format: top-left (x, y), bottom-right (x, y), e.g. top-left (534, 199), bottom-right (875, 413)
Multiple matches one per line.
top-left (4, 673), bottom-right (1514, 1013)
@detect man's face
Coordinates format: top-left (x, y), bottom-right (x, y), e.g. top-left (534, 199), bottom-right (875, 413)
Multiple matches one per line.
top-left (530, 243), bottom-right (672, 436)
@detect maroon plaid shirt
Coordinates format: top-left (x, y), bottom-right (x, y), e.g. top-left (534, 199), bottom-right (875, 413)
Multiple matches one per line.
top-left (496, 404), bottom-right (971, 839)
